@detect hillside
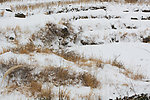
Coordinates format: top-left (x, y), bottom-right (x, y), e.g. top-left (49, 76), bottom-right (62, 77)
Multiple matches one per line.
top-left (0, 0), bottom-right (150, 100)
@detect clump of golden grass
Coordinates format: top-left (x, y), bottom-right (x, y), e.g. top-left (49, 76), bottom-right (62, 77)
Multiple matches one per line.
top-left (79, 72), bottom-right (100, 88)
top-left (0, 10), bottom-right (4, 17)
top-left (125, 0), bottom-right (138, 3)
top-left (54, 50), bottom-right (86, 63)
top-left (58, 88), bottom-right (70, 100)
top-left (0, 0), bottom-right (23, 3)
top-left (0, 47), bottom-right (10, 55)
top-left (111, 59), bottom-right (125, 69)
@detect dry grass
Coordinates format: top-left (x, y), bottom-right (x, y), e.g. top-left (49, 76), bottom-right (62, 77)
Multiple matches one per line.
top-left (122, 69), bottom-right (145, 80)
top-left (58, 88), bottom-right (70, 100)
top-left (1, 64), bottom-right (100, 99)
top-left (0, 47), bottom-right (10, 55)
top-left (111, 59), bottom-right (125, 69)
top-left (125, 0), bottom-right (138, 3)
top-left (54, 50), bottom-right (104, 68)
top-left (80, 90), bottom-right (101, 100)
top-left (0, 10), bottom-right (4, 17)
top-left (7, 0), bottom-right (149, 11)
top-left (54, 51), bottom-right (87, 63)
top-left (79, 72), bottom-right (100, 88)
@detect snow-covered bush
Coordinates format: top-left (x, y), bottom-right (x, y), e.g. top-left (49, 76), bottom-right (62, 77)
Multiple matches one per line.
top-left (33, 21), bottom-right (77, 49)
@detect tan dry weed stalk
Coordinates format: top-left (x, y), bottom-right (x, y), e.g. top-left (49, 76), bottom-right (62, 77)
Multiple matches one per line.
top-left (1, 65), bottom-right (22, 87)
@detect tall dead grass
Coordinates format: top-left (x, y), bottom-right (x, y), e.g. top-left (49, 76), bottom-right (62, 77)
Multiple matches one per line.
top-left (8, 0), bottom-right (149, 11)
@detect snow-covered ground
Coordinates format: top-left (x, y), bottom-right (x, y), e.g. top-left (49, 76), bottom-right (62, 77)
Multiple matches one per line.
top-left (0, 0), bottom-right (150, 100)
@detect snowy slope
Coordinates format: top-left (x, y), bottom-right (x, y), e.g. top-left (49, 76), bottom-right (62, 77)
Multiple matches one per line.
top-left (0, 0), bottom-right (150, 100)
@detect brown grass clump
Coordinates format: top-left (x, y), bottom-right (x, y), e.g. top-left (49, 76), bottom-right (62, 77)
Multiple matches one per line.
top-left (36, 67), bottom-right (78, 86)
top-left (0, 10), bottom-right (4, 17)
top-left (39, 87), bottom-right (53, 100)
top-left (13, 41), bottom-right (35, 54)
top-left (4, 81), bottom-right (54, 99)
top-left (125, 0), bottom-right (138, 3)
top-left (79, 72), bottom-right (100, 88)
top-left (111, 59), bottom-right (125, 69)
top-left (0, 47), bottom-right (10, 55)
top-left (58, 88), bottom-right (70, 100)
top-left (55, 51), bottom-right (87, 63)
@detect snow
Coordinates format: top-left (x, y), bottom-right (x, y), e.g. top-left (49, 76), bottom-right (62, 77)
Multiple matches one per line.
top-left (0, 0), bottom-right (150, 99)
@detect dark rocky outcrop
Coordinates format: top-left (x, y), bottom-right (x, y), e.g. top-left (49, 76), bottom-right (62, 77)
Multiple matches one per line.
top-left (115, 93), bottom-right (150, 100)
top-left (6, 9), bottom-right (12, 12)
top-left (15, 13), bottom-right (26, 18)
top-left (143, 36), bottom-right (150, 43)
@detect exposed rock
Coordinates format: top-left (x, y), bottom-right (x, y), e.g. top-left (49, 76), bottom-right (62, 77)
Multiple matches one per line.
top-left (141, 16), bottom-right (150, 20)
top-left (123, 10), bottom-right (129, 12)
top-left (15, 13), bottom-right (26, 18)
top-left (143, 36), bottom-right (150, 43)
top-left (9, 37), bottom-right (15, 40)
top-left (6, 9), bottom-right (12, 12)
top-left (111, 25), bottom-right (117, 29)
top-left (131, 17), bottom-right (138, 20)
top-left (115, 93), bottom-right (150, 100)
top-left (142, 10), bottom-right (150, 12)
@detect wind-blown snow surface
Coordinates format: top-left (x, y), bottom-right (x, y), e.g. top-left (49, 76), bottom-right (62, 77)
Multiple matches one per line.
top-left (0, 0), bottom-right (150, 100)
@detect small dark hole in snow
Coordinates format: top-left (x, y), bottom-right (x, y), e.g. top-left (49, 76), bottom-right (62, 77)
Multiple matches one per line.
top-left (9, 37), bottom-right (15, 40)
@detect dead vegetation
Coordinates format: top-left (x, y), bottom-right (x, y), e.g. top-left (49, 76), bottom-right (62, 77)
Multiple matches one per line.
top-left (58, 88), bottom-right (71, 100)
top-left (33, 21), bottom-right (76, 49)
top-left (0, 60), bottom-right (100, 98)
top-left (2, 0), bottom-right (148, 11)
top-left (79, 72), bottom-right (100, 88)
top-left (122, 69), bottom-right (145, 80)
top-left (125, 0), bottom-right (138, 3)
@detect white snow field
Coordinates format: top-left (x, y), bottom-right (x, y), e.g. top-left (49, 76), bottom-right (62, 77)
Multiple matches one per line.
top-left (0, 0), bottom-right (150, 100)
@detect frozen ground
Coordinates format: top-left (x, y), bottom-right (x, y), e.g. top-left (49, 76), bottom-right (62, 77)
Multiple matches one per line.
top-left (0, 0), bottom-right (150, 100)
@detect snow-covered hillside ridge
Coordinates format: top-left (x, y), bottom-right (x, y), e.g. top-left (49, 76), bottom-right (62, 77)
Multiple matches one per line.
top-left (0, 0), bottom-right (150, 100)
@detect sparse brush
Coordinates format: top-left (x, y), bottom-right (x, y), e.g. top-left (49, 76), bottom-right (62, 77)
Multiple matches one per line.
top-left (12, 39), bottom-right (35, 54)
top-left (1, 65), bottom-right (22, 87)
top-left (111, 59), bottom-right (125, 69)
top-left (125, 0), bottom-right (138, 3)
top-left (0, 11), bottom-right (4, 17)
top-left (79, 72), bottom-right (100, 88)
top-left (122, 69), bottom-right (145, 80)
top-left (34, 22), bottom-right (75, 49)
top-left (58, 88), bottom-right (70, 100)
top-left (36, 67), bottom-right (79, 86)
top-left (80, 90), bottom-right (101, 100)
top-left (54, 50), bottom-right (86, 63)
